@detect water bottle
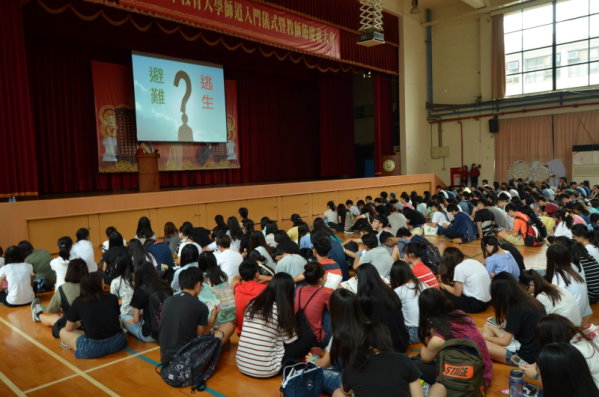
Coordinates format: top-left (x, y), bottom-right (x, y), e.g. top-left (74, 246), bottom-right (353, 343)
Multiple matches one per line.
top-left (509, 369), bottom-right (524, 397)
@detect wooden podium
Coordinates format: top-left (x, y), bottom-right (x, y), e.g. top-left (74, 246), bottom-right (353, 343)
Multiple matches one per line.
top-left (381, 153), bottom-right (401, 176)
top-left (136, 152), bottom-right (160, 192)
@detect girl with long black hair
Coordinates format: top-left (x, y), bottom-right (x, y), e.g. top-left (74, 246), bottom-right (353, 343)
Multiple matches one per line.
top-left (135, 216), bottom-right (156, 244)
top-left (50, 236), bottom-right (73, 289)
top-left (483, 272), bottom-right (546, 366)
top-left (389, 260), bottom-right (429, 343)
top-left (519, 269), bottom-right (581, 326)
top-left (110, 254), bottom-right (135, 320)
top-left (236, 273), bottom-right (311, 378)
top-left (356, 263), bottom-right (409, 353)
top-left (415, 288), bottom-right (492, 389)
top-left (535, 343), bottom-right (599, 397)
top-left (60, 272), bottom-right (127, 358)
top-left (545, 242), bottom-right (592, 318)
top-left (226, 216), bottom-right (244, 253)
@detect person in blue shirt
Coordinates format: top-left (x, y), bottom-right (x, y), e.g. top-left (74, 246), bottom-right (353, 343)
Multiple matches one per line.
top-left (480, 236), bottom-right (520, 279)
top-left (442, 204), bottom-right (476, 244)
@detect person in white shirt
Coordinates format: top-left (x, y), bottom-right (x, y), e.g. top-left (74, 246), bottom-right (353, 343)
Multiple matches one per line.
top-left (171, 243), bottom-right (200, 293)
top-left (50, 236), bottom-right (73, 289)
top-left (323, 201), bottom-right (339, 227)
top-left (0, 246), bottom-right (35, 307)
top-left (545, 243), bottom-right (592, 318)
top-left (346, 200), bottom-right (361, 217)
top-left (390, 261), bottom-right (429, 344)
top-left (519, 269), bottom-right (582, 326)
top-left (214, 235), bottom-right (242, 281)
top-left (70, 228), bottom-right (97, 272)
top-left (572, 224), bottom-right (599, 264)
top-left (438, 247), bottom-right (491, 313)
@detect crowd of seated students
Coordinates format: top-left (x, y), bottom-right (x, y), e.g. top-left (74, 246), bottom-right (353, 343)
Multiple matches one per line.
top-left (2, 180), bottom-right (599, 396)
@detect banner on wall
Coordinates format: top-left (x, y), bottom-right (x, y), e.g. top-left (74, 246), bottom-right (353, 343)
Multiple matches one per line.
top-left (92, 61), bottom-right (240, 173)
top-left (101, 0), bottom-right (341, 59)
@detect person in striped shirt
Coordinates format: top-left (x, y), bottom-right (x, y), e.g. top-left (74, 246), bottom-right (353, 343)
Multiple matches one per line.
top-left (236, 273), bottom-right (311, 378)
top-left (404, 243), bottom-right (439, 289)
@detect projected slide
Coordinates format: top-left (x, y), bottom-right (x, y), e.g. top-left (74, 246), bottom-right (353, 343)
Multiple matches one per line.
top-left (132, 52), bottom-right (227, 143)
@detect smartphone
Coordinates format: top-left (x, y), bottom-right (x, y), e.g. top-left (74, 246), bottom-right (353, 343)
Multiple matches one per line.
top-left (487, 317), bottom-right (500, 327)
top-left (524, 382), bottom-right (538, 396)
top-left (510, 354), bottom-right (529, 367)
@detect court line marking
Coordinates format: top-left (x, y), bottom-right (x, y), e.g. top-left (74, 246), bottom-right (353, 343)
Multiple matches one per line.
top-left (23, 346), bottom-right (160, 394)
top-left (0, 371), bottom-right (27, 397)
top-left (0, 317), bottom-right (119, 397)
top-left (122, 348), bottom-right (228, 397)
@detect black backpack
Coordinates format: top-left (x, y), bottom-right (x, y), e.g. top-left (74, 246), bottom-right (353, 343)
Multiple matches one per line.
top-left (436, 339), bottom-right (486, 397)
top-left (422, 243), bottom-right (442, 274)
top-left (146, 288), bottom-right (172, 340)
top-left (158, 333), bottom-right (222, 391)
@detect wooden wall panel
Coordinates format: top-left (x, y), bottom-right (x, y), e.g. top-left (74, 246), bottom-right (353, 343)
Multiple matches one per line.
top-left (281, 195), bottom-right (309, 220)
top-left (311, 192), bottom-right (339, 216)
top-left (27, 215), bottom-right (89, 255)
top-left (98, 209), bottom-right (150, 243)
top-left (205, 200), bottom-right (245, 225)
top-left (155, 205), bottom-right (201, 237)
top-left (245, 198), bottom-right (278, 222)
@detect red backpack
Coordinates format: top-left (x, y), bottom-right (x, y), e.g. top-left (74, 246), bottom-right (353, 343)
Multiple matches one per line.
top-left (515, 216), bottom-right (543, 247)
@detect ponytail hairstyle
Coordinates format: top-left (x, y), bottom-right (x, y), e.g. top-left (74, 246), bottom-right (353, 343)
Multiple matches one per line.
top-left (519, 269), bottom-right (562, 306)
top-left (290, 214), bottom-right (303, 227)
top-left (554, 210), bottom-right (574, 229)
top-left (571, 224), bottom-right (596, 247)
top-left (57, 236), bottom-right (73, 261)
top-left (326, 201), bottom-right (336, 211)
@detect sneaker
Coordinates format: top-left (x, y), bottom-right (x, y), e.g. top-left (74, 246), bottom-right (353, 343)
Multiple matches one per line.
top-left (31, 298), bottom-right (42, 322)
top-left (60, 341), bottom-right (71, 350)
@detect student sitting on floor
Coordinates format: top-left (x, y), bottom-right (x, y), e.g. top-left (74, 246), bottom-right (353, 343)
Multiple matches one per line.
top-left (519, 269), bottom-right (582, 326)
top-left (496, 203), bottom-right (529, 246)
top-left (159, 267), bottom-right (222, 364)
top-left (50, 236), bottom-right (73, 290)
top-left (437, 247), bottom-right (491, 313)
top-left (126, 261), bottom-right (172, 343)
top-left (295, 261), bottom-right (332, 348)
top-left (389, 260), bottom-right (429, 344)
top-left (351, 233), bottom-right (393, 278)
top-left (236, 273), bottom-right (312, 378)
top-left (481, 235), bottom-right (520, 279)
top-left (171, 243), bottom-right (200, 293)
top-left (31, 258), bottom-right (88, 335)
top-left (197, 251), bottom-right (236, 345)
top-left (19, 240), bottom-right (54, 293)
top-left (545, 242), bottom-right (592, 319)
top-left (70, 228), bottom-right (97, 272)
top-left (110, 254), bottom-right (135, 322)
top-left (442, 204), bottom-right (477, 243)
top-left (403, 242), bottom-right (438, 288)
top-left (233, 260), bottom-right (267, 335)
top-left (483, 272), bottom-right (546, 366)
top-left (333, 323), bottom-right (424, 397)
top-left (533, 343), bottom-right (599, 397)
top-left (524, 314), bottom-right (599, 389)
top-left (60, 272), bottom-right (127, 358)
top-left (0, 245), bottom-right (35, 307)
top-left (412, 288), bottom-right (493, 391)
top-left (356, 263), bottom-right (410, 353)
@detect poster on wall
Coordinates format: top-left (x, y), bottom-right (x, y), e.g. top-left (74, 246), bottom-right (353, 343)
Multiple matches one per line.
top-left (92, 61), bottom-right (240, 172)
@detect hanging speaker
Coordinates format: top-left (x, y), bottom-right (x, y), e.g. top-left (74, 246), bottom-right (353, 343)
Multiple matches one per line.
top-left (489, 117), bottom-right (499, 133)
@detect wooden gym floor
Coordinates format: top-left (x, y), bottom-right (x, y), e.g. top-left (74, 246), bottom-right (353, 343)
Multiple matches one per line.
top-left (0, 236), bottom-right (597, 397)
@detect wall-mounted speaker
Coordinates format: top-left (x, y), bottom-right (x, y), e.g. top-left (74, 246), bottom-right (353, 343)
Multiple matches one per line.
top-left (489, 117), bottom-right (499, 133)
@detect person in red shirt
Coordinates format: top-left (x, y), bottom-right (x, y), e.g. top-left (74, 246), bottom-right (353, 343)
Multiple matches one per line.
top-left (470, 163), bottom-right (481, 187)
top-left (294, 261), bottom-right (332, 347)
top-left (233, 260), bottom-right (267, 335)
top-left (404, 242), bottom-right (439, 288)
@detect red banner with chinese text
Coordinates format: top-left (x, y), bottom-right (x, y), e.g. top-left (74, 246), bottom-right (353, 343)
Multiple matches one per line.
top-left (116, 0), bottom-right (341, 59)
top-left (92, 61), bottom-right (240, 173)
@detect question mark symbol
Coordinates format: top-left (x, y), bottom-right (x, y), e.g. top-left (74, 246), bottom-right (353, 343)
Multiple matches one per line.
top-left (173, 70), bottom-right (192, 115)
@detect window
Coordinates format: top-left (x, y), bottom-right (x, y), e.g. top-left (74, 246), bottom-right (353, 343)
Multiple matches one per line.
top-left (504, 0), bottom-right (599, 96)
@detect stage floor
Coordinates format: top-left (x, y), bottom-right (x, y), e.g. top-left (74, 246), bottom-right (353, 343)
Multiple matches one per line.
top-left (0, 236), bottom-right (597, 397)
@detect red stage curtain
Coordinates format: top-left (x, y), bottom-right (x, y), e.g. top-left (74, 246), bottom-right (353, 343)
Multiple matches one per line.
top-left (374, 73), bottom-right (393, 175)
top-left (0, 1), bottom-right (38, 198)
top-left (319, 73), bottom-right (355, 178)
